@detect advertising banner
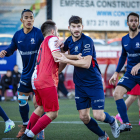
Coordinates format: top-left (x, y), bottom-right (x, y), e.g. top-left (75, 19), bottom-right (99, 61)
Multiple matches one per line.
top-left (52, 0), bottom-right (140, 31)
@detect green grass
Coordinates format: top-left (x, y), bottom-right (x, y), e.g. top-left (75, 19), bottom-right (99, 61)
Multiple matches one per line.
top-left (0, 97), bottom-right (140, 140)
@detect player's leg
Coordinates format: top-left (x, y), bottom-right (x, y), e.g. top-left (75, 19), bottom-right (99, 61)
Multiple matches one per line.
top-left (17, 91), bottom-right (30, 138)
top-left (33, 94), bottom-right (45, 140)
top-left (0, 106), bottom-right (15, 133)
top-left (78, 108), bottom-right (108, 139)
top-left (75, 85), bottom-right (109, 139)
top-left (138, 95), bottom-right (140, 125)
top-left (21, 87), bottom-right (59, 139)
top-left (93, 109), bottom-right (120, 138)
top-left (116, 95), bottom-right (137, 123)
top-left (113, 86), bottom-right (132, 132)
top-left (91, 87), bottom-right (119, 138)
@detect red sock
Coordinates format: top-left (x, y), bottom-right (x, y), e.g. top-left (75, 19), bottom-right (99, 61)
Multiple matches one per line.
top-left (27, 112), bottom-right (40, 130)
top-left (31, 115), bottom-right (52, 135)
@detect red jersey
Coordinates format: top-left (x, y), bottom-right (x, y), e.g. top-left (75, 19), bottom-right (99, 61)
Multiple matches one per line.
top-left (32, 36), bottom-right (60, 90)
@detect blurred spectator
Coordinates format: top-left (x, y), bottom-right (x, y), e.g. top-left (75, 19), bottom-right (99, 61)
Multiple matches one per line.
top-left (58, 72), bottom-right (74, 99)
top-left (11, 65), bottom-right (21, 101)
top-left (1, 70), bottom-right (12, 101)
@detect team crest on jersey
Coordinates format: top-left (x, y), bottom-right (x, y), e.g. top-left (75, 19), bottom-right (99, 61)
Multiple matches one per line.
top-left (75, 46), bottom-right (78, 52)
top-left (31, 38), bottom-right (35, 44)
top-left (136, 42), bottom-right (140, 48)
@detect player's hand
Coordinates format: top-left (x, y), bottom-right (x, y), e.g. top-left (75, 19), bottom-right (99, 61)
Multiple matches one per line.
top-left (0, 50), bottom-right (7, 58)
top-left (131, 63), bottom-right (140, 76)
top-left (55, 40), bottom-right (64, 48)
top-left (77, 53), bottom-right (83, 60)
top-left (55, 53), bottom-right (68, 63)
top-left (109, 72), bottom-right (118, 85)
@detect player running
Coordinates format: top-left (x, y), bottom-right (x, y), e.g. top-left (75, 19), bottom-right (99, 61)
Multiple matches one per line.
top-left (0, 9), bottom-right (44, 139)
top-left (109, 12), bottom-right (140, 132)
top-left (55, 16), bottom-right (120, 140)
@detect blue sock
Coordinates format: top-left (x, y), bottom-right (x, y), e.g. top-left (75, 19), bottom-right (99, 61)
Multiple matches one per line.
top-left (85, 117), bottom-right (105, 137)
top-left (0, 106), bottom-right (9, 122)
top-left (19, 103), bottom-right (29, 124)
top-left (104, 112), bottom-right (115, 124)
top-left (116, 99), bottom-right (129, 123)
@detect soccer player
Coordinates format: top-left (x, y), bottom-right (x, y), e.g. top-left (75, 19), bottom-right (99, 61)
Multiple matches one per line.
top-left (20, 20), bottom-right (82, 140)
top-left (0, 106), bottom-right (15, 133)
top-left (0, 9), bottom-right (44, 138)
top-left (109, 12), bottom-right (140, 132)
top-left (116, 25), bottom-right (140, 126)
top-left (55, 16), bottom-right (120, 140)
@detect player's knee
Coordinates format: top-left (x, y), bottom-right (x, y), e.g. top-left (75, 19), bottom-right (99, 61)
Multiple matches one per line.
top-left (79, 114), bottom-right (90, 124)
top-left (93, 113), bottom-right (103, 121)
top-left (47, 111), bottom-right (58, 121)
top-left (113, 90), bottom-right (122, 99)
top-left (18, 94), bottom-right (29, 106)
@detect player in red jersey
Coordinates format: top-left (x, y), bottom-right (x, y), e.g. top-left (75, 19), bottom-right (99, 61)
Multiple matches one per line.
top-left (20, 20), bottom-right (82, 140)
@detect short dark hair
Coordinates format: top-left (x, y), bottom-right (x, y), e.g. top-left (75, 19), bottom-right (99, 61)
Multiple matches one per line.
top-left (69, 16), bottom-right (82, 25)
top-left (21, 9), bottom-right (33, 18)
top-left (138, 25), bottom-right (140, 29)
top-left (41, 20), bottom-right (56, 37)
top-left (127, 12), bottom-right (139, 22)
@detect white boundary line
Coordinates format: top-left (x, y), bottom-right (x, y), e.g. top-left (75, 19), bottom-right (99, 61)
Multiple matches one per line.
top-left (0, 121), bottom-right (139, 125)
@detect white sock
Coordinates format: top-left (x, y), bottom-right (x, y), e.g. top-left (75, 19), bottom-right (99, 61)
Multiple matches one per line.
top-left (24, 129), bottom-right (29, 134)
top-left (27, 130), bottom-right (35, 138)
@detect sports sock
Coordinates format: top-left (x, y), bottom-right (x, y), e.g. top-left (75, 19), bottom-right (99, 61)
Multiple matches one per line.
top-left (19, 102), bottom-right (29, 124)
top-left (27, 112), bottom-right (40, 130)
top-left (116, 99), bottom-right (129, 123)
top-left (85, 117), bottom-right (105, 137)
top-left (31, 115), bottom-right (52, 135)
top-left (0, 106), bottom-right (9, 122)
top-left (104, 112), bottom-right (115, 124)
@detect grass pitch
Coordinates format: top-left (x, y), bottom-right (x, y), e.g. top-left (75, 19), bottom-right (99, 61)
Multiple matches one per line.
top-left (0, 97), bottom-right (140, 140)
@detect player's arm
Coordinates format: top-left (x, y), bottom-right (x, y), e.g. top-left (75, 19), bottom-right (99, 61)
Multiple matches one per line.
top-left (55, 53), bottom-right (91, 69)
top-left (109, 42), bottom-right (127, 85)
top-left (55, 38), bottom-right (83, 60)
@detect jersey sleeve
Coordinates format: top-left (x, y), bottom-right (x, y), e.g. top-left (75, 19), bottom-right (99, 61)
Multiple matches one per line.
top-left (116, 41), bottom-right (127, 73)
top-left (82, 37), bottom-right (93, 56)
top-left (5, 33), bottom-right (17, 56)
top-left (48, 37), bottom-right (60, 53)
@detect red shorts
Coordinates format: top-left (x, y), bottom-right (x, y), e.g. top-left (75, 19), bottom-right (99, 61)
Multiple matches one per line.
top-left (127, 84), bottom-right (140, 95)
top-left (33, 86), bottom-right (59, 112)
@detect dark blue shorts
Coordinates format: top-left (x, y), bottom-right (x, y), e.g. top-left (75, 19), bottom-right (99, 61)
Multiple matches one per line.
top-left (75, 85), bottom-right (105, 110)
top-left (18, 79), bottom-right (33, 93)
top-left (117, 72), bottom-right (140, 91)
